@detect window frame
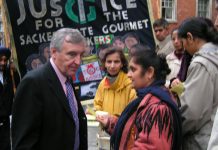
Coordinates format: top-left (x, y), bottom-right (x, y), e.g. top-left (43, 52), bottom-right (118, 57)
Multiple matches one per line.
top-left (160, 0), bottom-right (177, 22)
top-left (196, 0), bottom-right (212, 18)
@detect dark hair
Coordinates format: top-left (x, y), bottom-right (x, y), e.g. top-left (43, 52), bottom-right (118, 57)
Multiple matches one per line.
top-left (39, 42), bottom-right (50, 55)
top-left (178, 17), bottom-right (218, 44)
top-left (97, 44), bottom-right (112, 62)
top-left (131, 48), bottom-right (171, 80)
top-left (97, 44), bottom-right (111, 55)
top-left (0, 47), bottom-right (11, 60)
top-left (102, 46), bottom-right (128, 73)
top-left (25, 54), bottom-right (46, 71)
top-left (171, 28), bottom-right (178, 38)
top-left (129, 44), bottom-right (151, 56)
top-left (202, 18), bottom-right (215, 29)
top-left (122, 32), bottom-right (140, 43)
top-left (112, 36), bottom-right (124, 43)
top-left (153, 18), bottom-right (169, 28)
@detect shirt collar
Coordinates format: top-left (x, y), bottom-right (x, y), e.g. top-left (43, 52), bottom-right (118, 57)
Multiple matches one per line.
top-left (50, 58), bottom-right (67, 87)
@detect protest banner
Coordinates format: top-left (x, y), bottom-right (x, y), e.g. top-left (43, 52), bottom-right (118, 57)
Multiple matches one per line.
top-left (4, 0), bottom-right (155, 99)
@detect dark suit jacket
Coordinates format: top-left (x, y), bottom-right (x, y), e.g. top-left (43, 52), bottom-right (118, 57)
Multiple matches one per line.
top-left (0, 67), bottom-right (14, 118)
top-left (12, 62), bottom-right (87, 150)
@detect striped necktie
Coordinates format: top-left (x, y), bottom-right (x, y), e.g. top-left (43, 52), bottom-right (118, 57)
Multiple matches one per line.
top-left (65, 79), bottom-right (80, 150)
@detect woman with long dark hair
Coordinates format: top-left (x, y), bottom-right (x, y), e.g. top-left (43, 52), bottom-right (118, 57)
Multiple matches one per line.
top-left (178, 17), bottom-right (218, 149)
top-left (96, 48), bottom-right (182, 150)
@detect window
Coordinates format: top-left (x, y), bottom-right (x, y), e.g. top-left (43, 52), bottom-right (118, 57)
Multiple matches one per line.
top-left (197, 0), bottom-right (211, 17)
top-left (161, 0), bottom-right (176, 21)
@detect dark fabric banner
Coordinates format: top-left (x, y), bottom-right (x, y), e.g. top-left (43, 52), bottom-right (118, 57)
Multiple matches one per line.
top-left (5, 0), bottom-right (155, 77)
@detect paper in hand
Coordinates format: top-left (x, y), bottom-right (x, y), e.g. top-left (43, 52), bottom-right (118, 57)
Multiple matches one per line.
top-left (170, 82), bottom-right (184, 97)
top-left (87, 105), bottom-right (96, 116)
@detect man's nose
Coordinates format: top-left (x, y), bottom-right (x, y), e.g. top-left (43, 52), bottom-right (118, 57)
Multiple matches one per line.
top-left (74, 55), bottom-right (81, 65)
top-left (156, 31), bottom-right (161, 36)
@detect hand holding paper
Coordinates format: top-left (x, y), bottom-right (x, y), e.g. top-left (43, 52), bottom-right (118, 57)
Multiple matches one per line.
top-left (87, 105), bottom-right (96, 116)
top-left (170, 82), bottom-right (184, 97)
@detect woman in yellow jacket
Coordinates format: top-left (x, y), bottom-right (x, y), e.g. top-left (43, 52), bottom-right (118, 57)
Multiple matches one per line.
top-left (94, 47), bottom-right (137, 116)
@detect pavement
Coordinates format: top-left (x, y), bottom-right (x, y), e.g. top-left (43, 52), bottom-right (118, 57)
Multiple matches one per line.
top-left (88, 126), bottom-right (99, 150)
top-left (83, 101), bottom-right (110, 150)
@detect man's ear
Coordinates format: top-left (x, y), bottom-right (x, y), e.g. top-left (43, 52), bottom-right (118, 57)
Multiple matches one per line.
top-left (50, 48), bottom-right (57, 59)
top-left (187, 32), bottom-right (194, 41)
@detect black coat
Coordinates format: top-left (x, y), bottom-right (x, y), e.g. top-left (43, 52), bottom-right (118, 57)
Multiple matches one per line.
top-left (12, 62), bottom-right (88, 150)
top-left (0, 67), bottom-right (14, 118)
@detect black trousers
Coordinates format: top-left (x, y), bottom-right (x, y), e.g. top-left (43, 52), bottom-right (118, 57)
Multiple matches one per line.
top-left (0, 117), bottom-right (10, 150)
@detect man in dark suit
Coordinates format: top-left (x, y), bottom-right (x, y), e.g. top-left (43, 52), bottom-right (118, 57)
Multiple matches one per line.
top-left (0, 47), bottom-right (14, 150)
top-left (12, 28), bottom-right (88, 150)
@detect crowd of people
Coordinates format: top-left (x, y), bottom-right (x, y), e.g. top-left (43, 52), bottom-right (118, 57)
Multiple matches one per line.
top-left (0, 0), bottom-right (218, 150)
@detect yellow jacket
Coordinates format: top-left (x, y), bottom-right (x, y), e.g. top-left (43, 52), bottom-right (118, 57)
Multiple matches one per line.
top-left (94, 71), bottom-right (137, 115)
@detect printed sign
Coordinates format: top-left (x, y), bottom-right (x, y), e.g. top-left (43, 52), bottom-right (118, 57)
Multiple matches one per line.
top-left (81, 61), bottom-right (102, 81)
top-left (5, 0), bottom-right (155, 77)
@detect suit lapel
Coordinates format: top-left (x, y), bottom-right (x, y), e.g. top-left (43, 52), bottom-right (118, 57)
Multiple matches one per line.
top-left (0, 82), bottom-right (3, 93)
top-left (45, 62), bottom-right (74, 121)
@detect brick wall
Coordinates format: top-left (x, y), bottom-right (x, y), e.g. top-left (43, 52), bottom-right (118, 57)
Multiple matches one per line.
top-left (151, 0), bottom-right (217, 33)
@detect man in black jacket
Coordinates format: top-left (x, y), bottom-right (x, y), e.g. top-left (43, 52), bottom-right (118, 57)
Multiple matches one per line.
top-left (12, 28), bottom-right (88, 150)
top-left (0, 47), bottom-right (14, 150)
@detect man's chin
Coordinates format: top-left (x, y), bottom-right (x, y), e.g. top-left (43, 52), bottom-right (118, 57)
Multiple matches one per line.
top-left (67, 70), bottom-right (77, 77)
